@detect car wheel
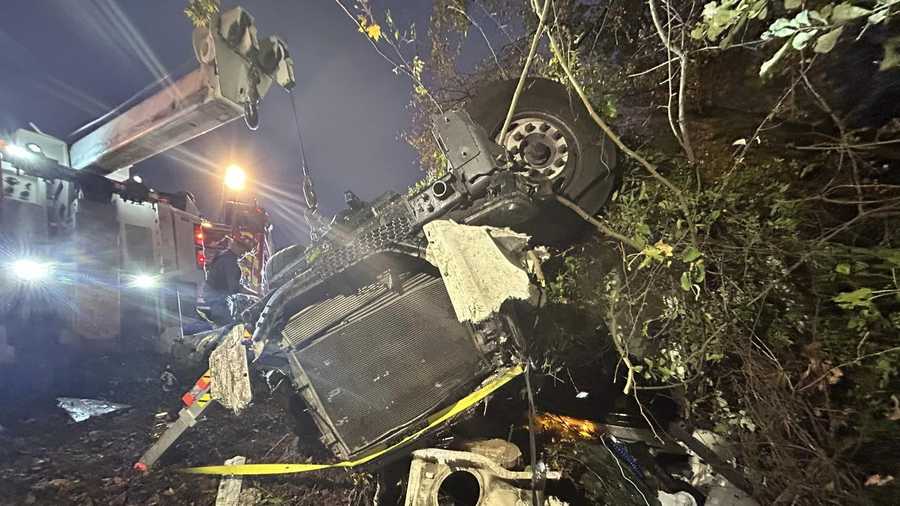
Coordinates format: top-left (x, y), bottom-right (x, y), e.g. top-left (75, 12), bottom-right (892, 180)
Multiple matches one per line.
top-left (466, 78), bottom-right (620, 244)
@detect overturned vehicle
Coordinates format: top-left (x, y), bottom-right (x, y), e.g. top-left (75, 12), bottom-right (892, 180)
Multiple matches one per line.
top-left (145, 79), bottom-right (620, 477)
top-left (245, 78), bottom-right (620, 463)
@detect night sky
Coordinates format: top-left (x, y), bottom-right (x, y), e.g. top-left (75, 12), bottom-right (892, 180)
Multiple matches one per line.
top-left (0, 1), bottom-right (442, 247)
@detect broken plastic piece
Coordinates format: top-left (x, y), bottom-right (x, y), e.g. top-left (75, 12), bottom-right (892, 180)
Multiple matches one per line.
top-left (56, 397), bottom-right (130, 422)
top-left (423, 220), bottom-right (539, 323)
top-left (208, 325), bottom-right (252, 414)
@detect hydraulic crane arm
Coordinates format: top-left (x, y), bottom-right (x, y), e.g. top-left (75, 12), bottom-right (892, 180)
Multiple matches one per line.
top-left (68, 7), bottom-right (295, 175)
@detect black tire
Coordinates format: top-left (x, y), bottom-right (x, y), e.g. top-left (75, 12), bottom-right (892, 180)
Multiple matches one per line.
top-left (466, 78), bottom-right (620, 244)
top-left (263, 243), bottom-right (307, 291)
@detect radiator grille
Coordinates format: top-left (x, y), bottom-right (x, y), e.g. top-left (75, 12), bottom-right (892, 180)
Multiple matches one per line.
top-left (287, 274), bottom-right (489, 456)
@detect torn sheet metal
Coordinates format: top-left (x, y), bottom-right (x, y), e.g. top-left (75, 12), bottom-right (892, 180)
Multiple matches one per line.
top-left (404, 446), bottom-right (566, 506)
top-left (56, 398), bottom-right (130, 422)
top-left (209, 325), bottom-right (253, 414)
top-left (423, 220), bottom-right (539, 323)
top-left (688, 430), bottom-right (759, 506)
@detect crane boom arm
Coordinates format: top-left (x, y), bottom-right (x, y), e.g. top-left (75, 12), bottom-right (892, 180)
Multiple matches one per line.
top-left (69, 68), bottom-right (237, 172)
top-left (68, 6), bottom-right (294, 175)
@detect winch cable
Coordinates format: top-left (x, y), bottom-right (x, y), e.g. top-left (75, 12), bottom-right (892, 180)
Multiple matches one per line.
top-left (288, 89), bottom-right (321, 242)
top-left (524, 360), bottom-right (543, 506)
top-left (179, 364), bottom-right (525, 476)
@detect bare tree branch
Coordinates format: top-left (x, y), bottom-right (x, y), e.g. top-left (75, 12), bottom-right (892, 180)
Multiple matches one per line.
top-left (648, 0), bottom-right (696, 164)
top-left (447, 5), bottom-right (509, 80)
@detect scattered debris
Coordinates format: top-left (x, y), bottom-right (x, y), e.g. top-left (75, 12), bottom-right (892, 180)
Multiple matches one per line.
top-left (238, 487), bottom-right (262, 505)
top-left (460, 439), bottom-right (522, 469)
top-left (681, 429), bottom-right (758, 506)
top-left (263, 369), bottom-right (285, 392)
top-left (31, 478), bottom-right (77, 491)
top-left (215, 456), bottom-right (247, 506)
top-left (159, 366), bottom-right (177, 392)
top-left (888, 394), bottom-right (900, 421)
top-left (405, 447), bottom-right (565, 505)
top-left (209, 325), bottom-right (252, 414)
top-left (658, 490), bottom-right (697, 506)
top-left (864, 474), bottom-right (895, 487)
top-left (56, 397), bottom-right (130, 422)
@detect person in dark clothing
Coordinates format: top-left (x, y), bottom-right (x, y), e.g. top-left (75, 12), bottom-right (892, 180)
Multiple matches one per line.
top-left (198, 235), bottom-right (254, 325)
top-left (205, 245), bottom-right (245, 298)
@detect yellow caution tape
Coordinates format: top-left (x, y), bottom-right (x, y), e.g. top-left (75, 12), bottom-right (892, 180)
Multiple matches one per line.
top-left (181, 363), bottom-right (524, 475)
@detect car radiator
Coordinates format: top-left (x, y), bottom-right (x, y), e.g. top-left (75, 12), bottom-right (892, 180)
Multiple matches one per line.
top-left (281, 268), bottom-right (507, 460)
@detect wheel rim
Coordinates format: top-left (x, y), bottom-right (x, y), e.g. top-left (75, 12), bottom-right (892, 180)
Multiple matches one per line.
top-left (497, 113), bottom-right (572, 180)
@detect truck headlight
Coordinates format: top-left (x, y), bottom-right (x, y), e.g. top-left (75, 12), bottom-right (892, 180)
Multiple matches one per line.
top-left (11, 259), bottom-right (53, 283)
top-left (130, 273), bottom-right (160, 289)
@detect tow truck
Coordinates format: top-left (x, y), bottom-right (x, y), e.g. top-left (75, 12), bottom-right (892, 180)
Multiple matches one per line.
top-left (0, 7), bottom-right (294, 379)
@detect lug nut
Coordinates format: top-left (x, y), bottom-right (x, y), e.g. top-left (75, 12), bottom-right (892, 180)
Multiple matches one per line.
top-left (525, 123), bottom-right (536, 132)
top-left (513, 132), bottom-right (524, 141)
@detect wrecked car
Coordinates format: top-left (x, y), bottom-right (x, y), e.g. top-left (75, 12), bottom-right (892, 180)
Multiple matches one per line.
top-left (241, 78), bottom-right (621, 462)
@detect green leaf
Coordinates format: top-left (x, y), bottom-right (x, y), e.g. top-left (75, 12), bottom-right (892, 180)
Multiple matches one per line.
top-left (792, 29), bottom-right (817, 49)
top-left (831, 2), bottom-right (872, 22)
top-left (835, 263), bottom-right (852, 275)
top-left (691, 24), bottom-right (707, 40)
top-left (694, 263), bottom-right (706, 283)
top-left (875, 248), bottom-right (900, 266)
top-left (833, 288), bottom-right (873, 308)
top-left (814, 26), bottom-right (844, 53)
top-left (760, 38), bottom-right (793, 77)
top-left (764, 17), bottom-right (799, 39)
top-left (794, 10), bottom-right (812, 26)
top-left (809, 9), bottom-right (830, 23)
top-left (681, 271), bottom-right (693, 291)
top-left (784, 0), bottom-right (802, 9)
top-left (682, 246), bottom-right (703, 263)
top-left (636, 223), bottom-right (651, 238)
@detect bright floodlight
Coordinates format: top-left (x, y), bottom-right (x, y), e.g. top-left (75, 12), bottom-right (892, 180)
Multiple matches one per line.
top-left (11, 259), bottom-right (52, 282)
top-left (3, 143), bottom-right (32, 160)
top-left (224, 164), bottom-right (247, 190)
top-left (132, 175), bottom-right (143, 184)
top-left (131, 274), bottom-right (159, 289)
